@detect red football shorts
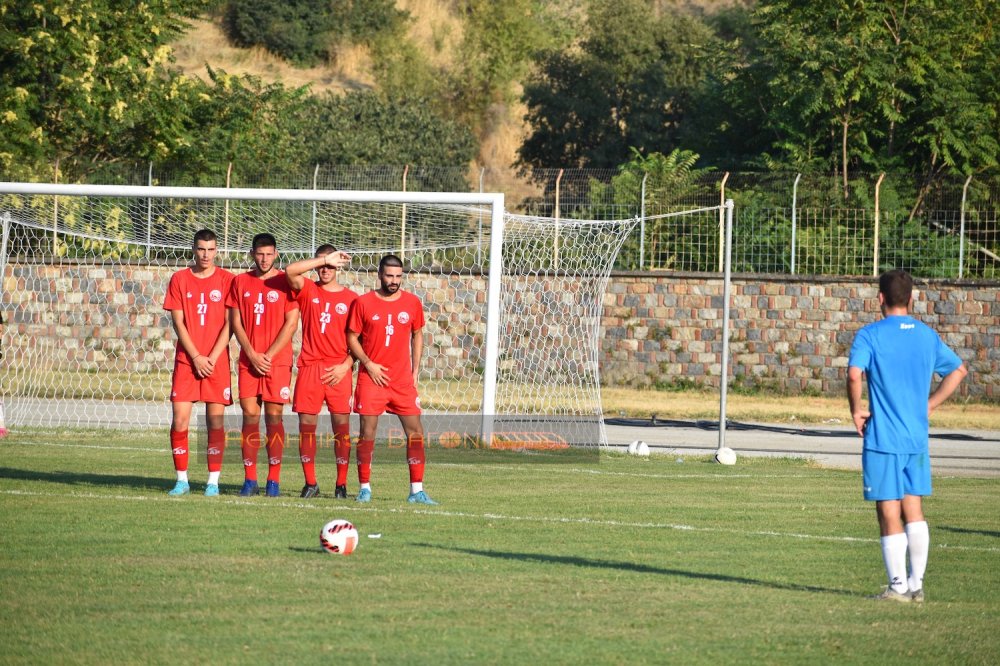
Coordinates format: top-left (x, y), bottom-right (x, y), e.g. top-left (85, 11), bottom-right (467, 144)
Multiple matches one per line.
top-left (237, 362), bottom-right (293, 404)
top-left (170, 359), bottom-right (233, 405)
top-left (353, 372), bottom-right (421, 416)
top-left (293, 364), bottom-right (353, 415)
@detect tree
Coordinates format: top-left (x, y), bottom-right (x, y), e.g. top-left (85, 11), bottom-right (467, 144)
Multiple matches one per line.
top-left (742, 0), bottom-right (998, 200)
top-left (0, 0), bottom-right (210, 181)
top-left (518, 0), bottom-right (716, 170)
top-left (297, 91), bottom-right (477, 189)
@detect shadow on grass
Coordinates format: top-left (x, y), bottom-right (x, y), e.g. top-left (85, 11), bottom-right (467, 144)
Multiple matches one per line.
top-left (417, 543), bottom-right (855, 597)
top-left (288, 546), bottom-right (326, 555)
top-left (937, 525), bottom-right (1000, 539)
top-left (0, 466), bottom-right (233, 494)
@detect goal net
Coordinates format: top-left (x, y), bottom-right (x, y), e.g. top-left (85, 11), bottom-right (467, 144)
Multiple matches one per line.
top-left (0, 183), bottom-right (636, 447)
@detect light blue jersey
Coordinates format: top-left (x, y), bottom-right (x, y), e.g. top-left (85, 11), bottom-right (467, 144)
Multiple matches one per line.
top-left (848, 315), bottom-right (962, 454)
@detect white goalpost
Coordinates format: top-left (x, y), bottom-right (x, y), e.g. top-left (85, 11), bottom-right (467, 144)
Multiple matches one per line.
top-left (0, 182), bottom-right (637, 447)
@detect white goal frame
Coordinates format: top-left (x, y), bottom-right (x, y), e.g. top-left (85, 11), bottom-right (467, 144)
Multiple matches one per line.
top-left (0, 182), bottom-right (507, 442)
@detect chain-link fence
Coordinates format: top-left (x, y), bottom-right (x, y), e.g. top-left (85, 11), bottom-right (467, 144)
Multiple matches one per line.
top-left (25, 163), bottom-right (1000, 279)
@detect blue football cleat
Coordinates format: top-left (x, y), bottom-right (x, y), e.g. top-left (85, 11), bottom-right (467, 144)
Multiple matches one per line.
top-left (356, 488), bottom-right (372, 503)
top-left (407, 490), bottom-right (438, 505)
top-left (204, 483), bottom-right (220, 497)
top-left (265, 480), bottom-right (280, 497)
top-left (167, 480), bottom-right (190, 496)
top-left (238, 480), bottom-right (260, 497)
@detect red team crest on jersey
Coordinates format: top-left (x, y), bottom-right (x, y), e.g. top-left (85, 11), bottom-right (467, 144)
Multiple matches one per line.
top-left (210, 289), bottom-right (223, 302)
top-left (266, 290), bottom-right (280, 303)
top-left (336, 302), bottom-right (349, 315)
top-left (398, 311), bottom-right (410, 324)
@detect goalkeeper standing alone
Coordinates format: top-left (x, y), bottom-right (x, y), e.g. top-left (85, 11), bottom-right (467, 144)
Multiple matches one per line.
top-left (847, 269), bottom-right (967, 602)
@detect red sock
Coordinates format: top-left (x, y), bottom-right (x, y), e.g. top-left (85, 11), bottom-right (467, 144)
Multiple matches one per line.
top-left (334, 424), bottom-right (351, 486)
top-left (170, 430), bottom-right (189, 473)
top-left (407, 434), bottom-right (426, 483)
top-left (266, 423), bottom-right (285, 483)
top-left (241, 425), bottom-right (260, 481)
top-left (207, 428), bottom-right (226, 473)
top-left (299, 424), bottom-right (317, 486)
top-left (357, 438), bottom-right (374, 485)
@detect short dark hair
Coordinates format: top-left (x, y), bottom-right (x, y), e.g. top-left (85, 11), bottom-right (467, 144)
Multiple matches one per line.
top-left (879, 269), bottom-right (913, 308)
top-left (252, 233), bottom-right (277, 251)
top-left (378, 254), bottom-right (403, 273)
top-left (193, 229), bottom-right (217, 245)
top-left (315, 244), bottom-right (337, 256)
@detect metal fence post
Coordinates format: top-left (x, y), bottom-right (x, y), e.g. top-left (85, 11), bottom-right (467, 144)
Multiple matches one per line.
top-left (145, 161), bottom-right (153, 258)
top-left (959, 174), bottom-right (973, 279)
top-left (311, 164), bottom-right (320, 253)
top-left (873, 173), bottom-right (885, 276)
top-left (718, 172), bottom-right (729, 272)
top-left (791, 173), bottom-right (801, 274)
top-left (554, 169), bottom-right (563, 270)
top-left (640, 173), bottom-right (647, 270)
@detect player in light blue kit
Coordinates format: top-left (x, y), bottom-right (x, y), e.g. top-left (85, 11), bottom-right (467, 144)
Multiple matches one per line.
top-left (848, 269), bottom-right (967, 603)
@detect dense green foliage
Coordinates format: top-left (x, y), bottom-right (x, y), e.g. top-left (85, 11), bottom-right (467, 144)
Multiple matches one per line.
top-left (224, 0), bottom-right (407, 66)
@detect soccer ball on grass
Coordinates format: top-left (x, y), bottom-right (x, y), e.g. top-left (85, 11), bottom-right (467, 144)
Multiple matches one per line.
top-left (320, 519), bottom-right (359, 555)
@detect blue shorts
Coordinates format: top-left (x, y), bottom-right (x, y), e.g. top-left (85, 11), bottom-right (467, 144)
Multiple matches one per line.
top-left (862, 449), bottom-right (932, 501)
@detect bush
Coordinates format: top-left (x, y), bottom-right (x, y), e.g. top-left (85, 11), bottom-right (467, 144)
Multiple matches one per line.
top-left (224, 0), bottom-right (407, 67)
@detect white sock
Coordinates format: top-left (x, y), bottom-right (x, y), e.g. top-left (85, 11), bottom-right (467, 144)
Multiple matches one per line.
top-left (410, 482), bottom-right (423, 494)
top-left (880, 532), bottom-right (909, 593)
top-left (207, 471), bottom-right (220, 485)
top-left (361, 482), bottom-right (371, 491)
top-left (905, 521), bottom-right (929, 591)
top-left (176, 470), bottom-right (189, 483)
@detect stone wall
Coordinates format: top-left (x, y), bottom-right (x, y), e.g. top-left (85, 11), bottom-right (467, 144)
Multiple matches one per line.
top-left (602, 273), bottom-right (999, 399)
top-left (3, 263), bottom-right (998, 399)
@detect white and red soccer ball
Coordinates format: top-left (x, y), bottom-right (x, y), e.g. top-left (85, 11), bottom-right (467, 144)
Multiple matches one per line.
top-left (320, 519), bottom-right (358, 555)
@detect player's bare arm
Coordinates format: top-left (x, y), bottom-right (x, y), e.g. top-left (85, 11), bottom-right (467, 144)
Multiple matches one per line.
top-left (846, 366), bottom-right (870, 436)
top-left (285, 252), bottom-right (351, 291)
top-left (348, 329), bottom-right (389, 387)
top-left (171, 309), bottom-right (213, 379)
top-left (230, 306), bottom-right (270, 375)
top-left (411, 328), bottom-right (424, 386)
top-left (929, 363), bottom-right (968, 415)
top-left (206, 318), bottom-right (231, 372)
top-left (320, 357), bottom-right (353, 386)
top-left (264, 307), bottom-right (300, 363)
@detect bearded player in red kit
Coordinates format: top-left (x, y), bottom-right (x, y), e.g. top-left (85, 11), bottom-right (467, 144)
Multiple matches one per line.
top-left (285, 244), bottom-right (354, 499)
top-left (163, 229), bottom-right (234, 496)
top-left (347, 254), bottom-right (437, 505)
top-left (227, 233), bottom-right (300, 497)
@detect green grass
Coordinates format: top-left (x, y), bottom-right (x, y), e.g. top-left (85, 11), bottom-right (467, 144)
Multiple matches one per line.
top-left (1, 430), bottom-right (998, 664)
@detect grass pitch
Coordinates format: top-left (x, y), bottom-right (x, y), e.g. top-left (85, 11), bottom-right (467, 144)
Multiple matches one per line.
top-left (1, 429), bottom-right (998, 664)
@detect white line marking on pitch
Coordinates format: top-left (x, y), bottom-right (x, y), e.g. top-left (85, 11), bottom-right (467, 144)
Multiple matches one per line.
top-left (3, 488), bottom-right (997, 553)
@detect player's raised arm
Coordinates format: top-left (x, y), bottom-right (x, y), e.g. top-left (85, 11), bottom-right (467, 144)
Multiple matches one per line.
top-left (285, 251), bottom-right (350, 291)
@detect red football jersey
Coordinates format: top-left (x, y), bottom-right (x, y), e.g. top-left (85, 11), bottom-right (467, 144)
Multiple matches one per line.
top-left (294, 279), bottom-right (357, 366)
top-left (348, 290), bottom-right (425, 381)
top-left (227, 270), bottom-right (298, 366)
top-left (163, 267), bottom-right (235, 365)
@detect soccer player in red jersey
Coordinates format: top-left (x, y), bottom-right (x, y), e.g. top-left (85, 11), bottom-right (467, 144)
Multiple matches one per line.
top-left (163, 229), bottom-right (235, 497)
top-left (227, 233), bottom-right (300, 497)
top-left (347, 254), bottom-right (437, 504)
top-left (285, 245), bottom-right (355, 499)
